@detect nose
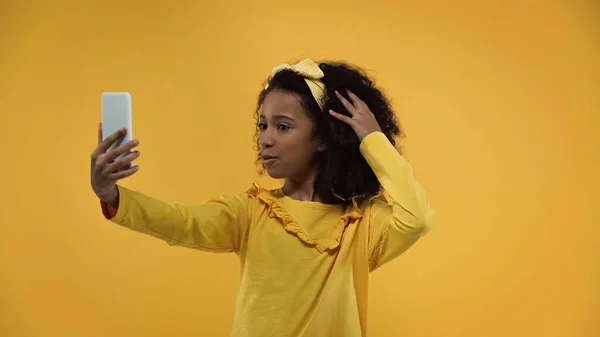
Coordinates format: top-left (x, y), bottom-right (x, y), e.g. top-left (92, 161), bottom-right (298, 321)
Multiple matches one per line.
top-left (258, 128), bottom-right (275, 150)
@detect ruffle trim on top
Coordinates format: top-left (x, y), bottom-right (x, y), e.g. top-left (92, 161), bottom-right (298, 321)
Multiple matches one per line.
top-left (246, 182), bottom-right (372, 253)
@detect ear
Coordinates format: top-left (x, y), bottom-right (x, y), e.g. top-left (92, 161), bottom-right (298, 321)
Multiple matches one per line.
top-left (316, 138), bottom-right (327, 152)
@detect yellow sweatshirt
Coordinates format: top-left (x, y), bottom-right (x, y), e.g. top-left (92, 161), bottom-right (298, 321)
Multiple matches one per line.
top-left (100, 131), bottom-right (434, 337)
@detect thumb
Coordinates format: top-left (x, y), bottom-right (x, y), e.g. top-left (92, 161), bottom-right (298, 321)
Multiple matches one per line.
top-left (98, 123), bottom-right (102, 145)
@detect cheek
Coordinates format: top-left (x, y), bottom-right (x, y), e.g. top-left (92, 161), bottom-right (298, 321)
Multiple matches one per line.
top-left (257, 132), bottom-right (265, 144)
top-left (284, 132), bottom-right (310, 150)
top-left (284, 137), bottom-right (319, 162)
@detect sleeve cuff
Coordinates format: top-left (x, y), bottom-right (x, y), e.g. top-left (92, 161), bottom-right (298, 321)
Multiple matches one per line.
top-left (100, 199), bottom-right (118, 219)
top-left (99, 185), bottom-right (122, 219)
top-left (359, 131), bottom-right (390, 153)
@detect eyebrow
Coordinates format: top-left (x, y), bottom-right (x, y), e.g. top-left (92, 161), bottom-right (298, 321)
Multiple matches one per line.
top-left (259, 114), bottom-right (296, 122)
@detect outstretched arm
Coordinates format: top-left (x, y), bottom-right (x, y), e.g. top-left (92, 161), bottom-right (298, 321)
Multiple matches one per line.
top-left (100, 185), bottom-right (252, 253)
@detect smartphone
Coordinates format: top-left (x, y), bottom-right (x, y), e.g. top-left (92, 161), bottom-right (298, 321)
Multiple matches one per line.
top-left (101, 92), bottom-right (133, 167)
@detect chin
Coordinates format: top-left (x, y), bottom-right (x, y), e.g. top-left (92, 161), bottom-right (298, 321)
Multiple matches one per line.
top-left (265, 169), bottom-right (286, 179)
top-left (263, 166), bottom-right (287, 179)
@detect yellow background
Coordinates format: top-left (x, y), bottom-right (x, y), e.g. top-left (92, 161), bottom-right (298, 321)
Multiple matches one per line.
top-left (1, 0), bottom-right (598, 336)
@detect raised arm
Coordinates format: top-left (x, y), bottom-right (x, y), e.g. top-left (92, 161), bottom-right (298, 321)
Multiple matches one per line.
top-left (360, 132), bottom-right (434, 270)
top-left (328, 90), bottom-right (434, 271)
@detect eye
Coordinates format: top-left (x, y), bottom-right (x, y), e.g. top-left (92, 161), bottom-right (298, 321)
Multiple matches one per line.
top-left (277, 124), bottom-right (290, 131)
top-left (257, 122), bottom-right (267, 130)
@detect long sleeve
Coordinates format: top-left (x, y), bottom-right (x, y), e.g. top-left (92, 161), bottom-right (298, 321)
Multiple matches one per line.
top-left (100, 184), bottom-right (252, 253)
top-left (359, 131), bottom-right (435, 271)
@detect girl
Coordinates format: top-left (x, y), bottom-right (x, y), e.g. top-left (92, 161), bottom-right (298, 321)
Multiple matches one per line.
top-left (90, 58), bottom-right (434, 337)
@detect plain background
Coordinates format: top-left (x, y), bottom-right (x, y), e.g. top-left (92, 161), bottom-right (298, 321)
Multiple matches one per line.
top-left (1, 0), bottom-right (598, 336)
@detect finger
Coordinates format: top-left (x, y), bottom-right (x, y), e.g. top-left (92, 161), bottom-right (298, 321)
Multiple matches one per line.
top-left (105, 138), bottom-right (139, 162)
top-left (109, 165), bottom-right (140, 180)
top-left (335, 90), bottom-right (358, 116)
top-left (96, 128), bottom-right (127, 153)
top-left (105, 149), bottom-right (140, 172)
top-left (104, 150), bottom-right (140, 174)
top-left (346, 90), bottom-right (369, 112)
top-left (329, 109), bottom-right (354, 125)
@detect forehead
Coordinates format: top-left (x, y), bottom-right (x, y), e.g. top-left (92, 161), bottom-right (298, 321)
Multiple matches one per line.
top-left (261, 89), bottom-right (307, 118)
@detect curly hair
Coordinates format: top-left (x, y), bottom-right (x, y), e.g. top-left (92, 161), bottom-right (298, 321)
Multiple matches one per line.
top-left (253, 60), bottom-right (404, 205)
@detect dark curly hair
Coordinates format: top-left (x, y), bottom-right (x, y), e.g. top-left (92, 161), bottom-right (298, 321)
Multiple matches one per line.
top-left (253, 60), bottom-right (404, 206)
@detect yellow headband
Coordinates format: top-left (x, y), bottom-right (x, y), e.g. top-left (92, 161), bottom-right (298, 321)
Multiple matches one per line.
top-left (265, 58), bottom-right (326, 111)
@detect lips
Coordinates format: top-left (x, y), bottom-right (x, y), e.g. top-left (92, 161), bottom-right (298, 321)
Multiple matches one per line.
top-left (261, 155), bottom-right (278, 165)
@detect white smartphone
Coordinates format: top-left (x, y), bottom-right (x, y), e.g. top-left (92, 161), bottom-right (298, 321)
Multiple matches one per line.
top-left (101, 92), bottom-right (133, 167)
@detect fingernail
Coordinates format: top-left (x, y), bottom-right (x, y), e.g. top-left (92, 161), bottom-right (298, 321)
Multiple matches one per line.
top-left (132, 140), bottom-right (138, 144)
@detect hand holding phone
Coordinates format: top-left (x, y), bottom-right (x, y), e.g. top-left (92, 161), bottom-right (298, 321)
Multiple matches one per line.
top-left (91, 92), bottom-right (139, 206)
top-left (91, 123), bottom-right (140, 206)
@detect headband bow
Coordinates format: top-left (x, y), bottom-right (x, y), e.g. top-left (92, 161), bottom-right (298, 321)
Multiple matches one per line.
top-left (265, 58), bottom-right (326, 111)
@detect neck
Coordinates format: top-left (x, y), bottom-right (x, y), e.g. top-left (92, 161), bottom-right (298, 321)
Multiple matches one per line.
top-left (281, 166), bottom-right (322, 202)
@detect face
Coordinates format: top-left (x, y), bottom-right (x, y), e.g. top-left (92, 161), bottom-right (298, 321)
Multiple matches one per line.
top-left (258, 89), bottom-right (325, 179)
